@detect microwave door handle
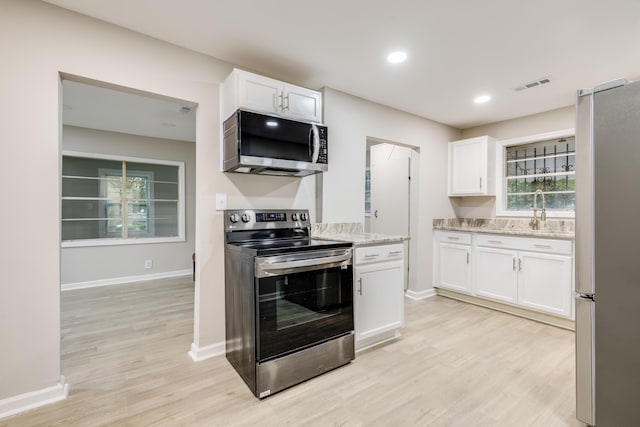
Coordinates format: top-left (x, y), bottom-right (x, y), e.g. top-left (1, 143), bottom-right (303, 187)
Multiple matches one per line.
top-left (310, 124), bottom-right (320, 163)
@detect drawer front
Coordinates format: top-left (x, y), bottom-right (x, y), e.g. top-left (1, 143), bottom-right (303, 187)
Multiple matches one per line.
top-left (436, 230), bottom-right (472, 245)
top-left (518, 237), bottom-right (572, 255)
top-left (474, 234), bottom-right (572, 255)
top-left (355, 243), bottom-right (404, 265)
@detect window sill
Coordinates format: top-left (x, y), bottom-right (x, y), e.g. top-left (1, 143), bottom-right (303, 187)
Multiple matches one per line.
top-left (61, 236), bottom-right (185, 248)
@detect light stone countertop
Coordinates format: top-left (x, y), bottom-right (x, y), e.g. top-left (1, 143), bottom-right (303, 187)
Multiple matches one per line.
top-left (311, 223), bottom-right (409, 246)
top-left (433, 218), bottom-right (574, 240)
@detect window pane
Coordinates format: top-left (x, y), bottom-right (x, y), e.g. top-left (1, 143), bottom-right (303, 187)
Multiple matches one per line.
top-left (62, 176), bottom-right (101, 198)
top-left (62, 220), bottom-right (107, 240)
top-left (505, 136), bottom-right (575, 212)
top-left (154, 182), bottom-right (179, 200)
top-left (128, 162), bottom-right (178, 182)
top-left (151, 201), bottom-right (179, 237)
top-left (63, 156), bottom-right (122, 178)
top-left (62, 199), bottom-right (100, 220)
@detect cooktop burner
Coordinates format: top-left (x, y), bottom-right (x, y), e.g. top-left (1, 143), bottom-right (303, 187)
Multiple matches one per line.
top-left (224, 209), bottom-right (352, 256)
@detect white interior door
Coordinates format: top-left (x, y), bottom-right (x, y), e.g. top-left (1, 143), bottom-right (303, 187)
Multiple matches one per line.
top-left (369, 145), bottom-right (410, 236)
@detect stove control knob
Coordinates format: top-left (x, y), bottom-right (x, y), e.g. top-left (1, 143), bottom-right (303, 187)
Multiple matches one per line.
top-left (300, 212), bottom-right (308, 221)
top-left (229, 214), bottom-right (240, 223)
top-left (241, 213), bottom-right (251, 223)
top-left (291, 213), bottom-right (299, 221)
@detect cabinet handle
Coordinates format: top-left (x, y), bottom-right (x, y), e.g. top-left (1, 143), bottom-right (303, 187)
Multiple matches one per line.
top-left (534, 244), bottom-right (553, 249)
top-left (479, 177), bottom-right (482, 189)
top-left (519, 258), bottom-right (523, 271)
top-left (283, 94), bottom-right (289, 111)
top-left (512, 257), bottom-right (516, 271)
top-left (447, 236), bottom-right (460, 240)
top-left (388, 250), bottom-right (402, 255)
top-left (358, 277), bottom-right (363, 295)
top-left (488, 240), bottom-right (502, 244)
top-left (466, 251), bottom-right (470, 264)
top-left (278, 93), bottom-right (284, 110)
top-left (364, 253), bottom-right (379, 258)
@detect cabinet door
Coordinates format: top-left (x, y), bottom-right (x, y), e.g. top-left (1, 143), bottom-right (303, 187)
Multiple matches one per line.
top-left (284, 84), bottom-right (322, 123)
top-left (354, 262), bottom-right (404, 341)
top-left (438, 242), bottom-right (471, 293)
top-left (474, 247), bottom-right (518, 303)
top-left (238, 72), bottom-right (282, 115)
top-left (517, 251), bottom-right (573, 317)
top-left (449, 138), bottom-right (485, 195)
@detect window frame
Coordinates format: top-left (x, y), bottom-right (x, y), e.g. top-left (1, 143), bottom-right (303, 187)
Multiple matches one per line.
top-left (495, 128), bottom-right (576, 218)
top-left (61, 150), bottom-right (185, 248)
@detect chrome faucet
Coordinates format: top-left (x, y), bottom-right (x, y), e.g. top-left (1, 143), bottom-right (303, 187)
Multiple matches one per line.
top-left (530, 189), bottom-right (547, 230)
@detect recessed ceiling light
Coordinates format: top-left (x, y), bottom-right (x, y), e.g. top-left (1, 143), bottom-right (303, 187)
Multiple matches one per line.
top-left (266, 120), bottom-right (278, 127)
top-left (387, 51), bottom-right (407, 64)
top-left (474, 95), bottom-right (491, 104)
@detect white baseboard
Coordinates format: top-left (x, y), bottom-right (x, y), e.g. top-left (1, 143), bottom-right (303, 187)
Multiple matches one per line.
top-left (405, 288), bottom-right (436, 300)
top-left (188, 341), bottom-right (225, 362)
top-left (62, 269), bottom-right (192, 291)
top-left (0, 376), bottom-right (68, 420)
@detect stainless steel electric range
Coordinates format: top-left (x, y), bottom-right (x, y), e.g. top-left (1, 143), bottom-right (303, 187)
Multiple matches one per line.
top-left (224, 209), bottom-right (355, 398)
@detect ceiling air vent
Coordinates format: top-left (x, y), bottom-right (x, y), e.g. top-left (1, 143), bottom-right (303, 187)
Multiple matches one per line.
top-left (515, 76), bottom-right (552, 91)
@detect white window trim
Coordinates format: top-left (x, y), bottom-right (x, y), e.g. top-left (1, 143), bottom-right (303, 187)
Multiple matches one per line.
top-left (495, 128), bottom-right (575, 218)
top-left (61, 150), bottom-right (185, 248)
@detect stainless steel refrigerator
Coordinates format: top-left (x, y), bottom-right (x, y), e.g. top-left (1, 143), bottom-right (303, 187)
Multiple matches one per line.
top-left (575, 78), bottom-right (640, 426)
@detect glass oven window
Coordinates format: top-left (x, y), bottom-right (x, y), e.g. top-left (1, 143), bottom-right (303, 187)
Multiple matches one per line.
top-left (257, 265), bottom-right (353, 361)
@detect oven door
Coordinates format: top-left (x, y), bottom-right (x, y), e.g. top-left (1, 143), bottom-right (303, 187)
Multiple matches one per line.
top-left (255, 248), bottom-right (353, 362)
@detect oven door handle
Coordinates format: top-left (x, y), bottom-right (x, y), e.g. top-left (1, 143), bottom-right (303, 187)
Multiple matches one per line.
top-left (256, 253), bottom-right (352, 277)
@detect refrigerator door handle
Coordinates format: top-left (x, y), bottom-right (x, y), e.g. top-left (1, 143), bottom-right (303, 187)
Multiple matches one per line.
top-left (575, 91), bottom-right (596, 295)
top-left (575, 295), bottom-right (595, 426)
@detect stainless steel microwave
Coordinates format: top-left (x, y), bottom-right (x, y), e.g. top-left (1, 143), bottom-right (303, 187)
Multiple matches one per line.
top-left (223, 110), bottom-right (328, 176)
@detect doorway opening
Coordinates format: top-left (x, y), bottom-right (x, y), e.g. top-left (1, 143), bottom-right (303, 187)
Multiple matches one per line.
top-left (365, 138), bottom-right (420, 290)
top-left (59, 75), bottom-right (197, 393)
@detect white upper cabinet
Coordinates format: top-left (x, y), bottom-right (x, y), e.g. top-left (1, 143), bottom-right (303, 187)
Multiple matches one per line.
top-left (448, 135), bottom-right (496, 196)
top-left (221, 69), bottom-right (323, 123)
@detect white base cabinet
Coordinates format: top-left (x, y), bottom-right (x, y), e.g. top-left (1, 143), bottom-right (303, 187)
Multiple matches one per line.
top-left (354, 243), bottom-right (405, 350)
top-left (474, 247), bottom-right (518, 304)
top-left (435, 231), bottom-right (471, 294)
top-left (434, 230), bottom-right (574, 320)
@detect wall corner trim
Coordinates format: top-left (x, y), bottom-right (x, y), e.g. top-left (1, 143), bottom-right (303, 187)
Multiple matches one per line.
top-left (0, 376), bottom-right (68, 420)
top-left (188, 341), bottom-right (225, 362)
top-left (405, 288), bottom-right (437, 301)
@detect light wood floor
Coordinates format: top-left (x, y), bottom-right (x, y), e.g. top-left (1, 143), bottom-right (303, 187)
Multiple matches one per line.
top-left (2, 278), bottom-right (585, 426)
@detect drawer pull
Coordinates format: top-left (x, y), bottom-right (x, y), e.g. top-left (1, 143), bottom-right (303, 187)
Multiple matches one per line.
top-left (388, 250), bottom-right (403, 255)
top-left (533, 244), bottom-right (553, 249)
top-left (488, 240), bottom-right (502, 244)
top-left (364, 253), bottom-right (379, 258)
top-left (447, 236), bottom-right (460, 240)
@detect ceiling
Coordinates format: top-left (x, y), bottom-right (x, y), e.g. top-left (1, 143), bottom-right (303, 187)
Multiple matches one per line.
top-left (63, 80), bottom-right (196, 142)
top-left (47, 0), bottom-right (640, 129)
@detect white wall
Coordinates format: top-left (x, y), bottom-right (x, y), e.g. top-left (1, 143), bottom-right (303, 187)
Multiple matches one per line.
top-left (0, 0), bottom-right (317, 402)
top-left (61, 125), bottom-right (196, 286)
top-left (451, 106), bottom-right (576, 218)
top-left (320, 88), bottom-right (460, 295)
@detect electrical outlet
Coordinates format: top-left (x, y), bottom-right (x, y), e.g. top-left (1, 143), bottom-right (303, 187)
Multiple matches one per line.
top-left (144, 259), bottom-right (153, 269)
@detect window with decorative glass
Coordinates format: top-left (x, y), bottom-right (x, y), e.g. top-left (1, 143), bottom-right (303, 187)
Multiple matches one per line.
top-left (504, 136), bottom-right (575, 212)
top-left (61, 154), bottom-right (184, 245)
